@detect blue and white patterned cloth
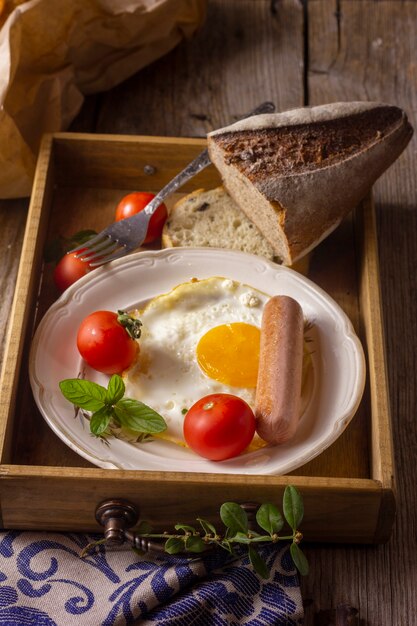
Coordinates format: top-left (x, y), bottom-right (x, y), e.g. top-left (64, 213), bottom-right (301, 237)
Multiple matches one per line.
top-left (0, 531), bottom-right (303, 625)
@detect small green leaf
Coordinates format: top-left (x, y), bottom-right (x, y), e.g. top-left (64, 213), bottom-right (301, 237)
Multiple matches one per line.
top-left (106, 375), bottom-right (125, 404)
top-left (45, 230), bottom-right (97, 264)
top-left (174, 524), bottom-right (196, 534)
top-left (197, 518), bottom-right (217, 536)
top-left (114, 398), bottom-right (167, 433)
top-left (164, 537), bottom-right (184, 554)
top-left (290, 543), bottom-right (309, 576)
top-left (220, 539), bottom-right (234, 555)
top-left (248, 546), bottom-right (270, 579)
top-left (69, 229), bottom-right (97, 247)
top-left (220, 503), bottom-right (248, 534)
top-left (59, 379), bottom-right (107, 412)
top-left (90, 406), bottom-right (112, 436)
top-left (231, 531), bottom-right (251, 544)
top-left (184, 535), bottom-right (206, 553)
top-left (256, 503), bottom-right (284, 535)
top-left (244, 535), bottom-right (273, 543)
top-left (283, 486), bottom-right (304, 530)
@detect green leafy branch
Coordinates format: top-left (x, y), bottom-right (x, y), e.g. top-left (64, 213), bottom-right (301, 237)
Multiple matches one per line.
top-left (59, 375), bottom-right (166, 438)
top-left (83, 486), bottom-right (308, 578)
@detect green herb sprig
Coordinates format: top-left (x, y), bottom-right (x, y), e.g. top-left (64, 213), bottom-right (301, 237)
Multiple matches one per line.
top-left (162, 485), bottom-right (308, 577)
top-left (59, 375), bottom-right (166, 438)
top-left (82, 485), bottom-right (308, 578)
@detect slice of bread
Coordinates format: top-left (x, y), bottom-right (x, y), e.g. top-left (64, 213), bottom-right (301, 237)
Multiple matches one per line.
top-left (162, 186), bottom-right (277, 260)
top-left (207, 102), bottom-right (413, 265)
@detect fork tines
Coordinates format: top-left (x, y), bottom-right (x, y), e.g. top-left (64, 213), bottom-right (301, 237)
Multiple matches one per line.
top-left (70, 235), bottom-right (123, 267)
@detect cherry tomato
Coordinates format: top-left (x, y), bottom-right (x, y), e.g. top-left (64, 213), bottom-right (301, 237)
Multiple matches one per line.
top-left (77, 311), bottom-right (140, 375)
top-left (53, 251), bottom-right (90, 292)
top-left (183, 393), bottom-right (256, 461)
top-left (115, 192), bottom-right (168, 243)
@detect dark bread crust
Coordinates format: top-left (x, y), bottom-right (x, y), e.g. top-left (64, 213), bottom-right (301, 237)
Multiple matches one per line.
top-left (208, 103), bottom-right (413, 264)
top-left (211, 108), bottom-right (404, 178)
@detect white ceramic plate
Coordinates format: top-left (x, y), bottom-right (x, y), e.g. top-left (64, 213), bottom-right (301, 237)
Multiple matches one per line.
top-left (29, 248), bottom-right (365, 475)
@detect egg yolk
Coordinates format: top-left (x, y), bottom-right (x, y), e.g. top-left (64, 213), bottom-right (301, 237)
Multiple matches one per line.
top-left (196, 322), bottom-right (260, 387)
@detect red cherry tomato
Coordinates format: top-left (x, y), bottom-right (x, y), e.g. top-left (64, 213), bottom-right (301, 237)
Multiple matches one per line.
top-left (77, 311), bottom-right (139, 375)
top-left (183, 393), bottom-right (256, 461)
top-left (115, 192), bottom-right (168, 243)
top-left (53, 251), bottom-right (90, 292)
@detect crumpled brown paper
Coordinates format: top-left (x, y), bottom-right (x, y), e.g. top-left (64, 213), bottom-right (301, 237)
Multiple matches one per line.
top-left (0, 0), bottom-right (206, 199)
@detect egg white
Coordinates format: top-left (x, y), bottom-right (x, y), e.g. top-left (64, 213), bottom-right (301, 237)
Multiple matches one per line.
top-left (123, 277), bottom-right (269, 444)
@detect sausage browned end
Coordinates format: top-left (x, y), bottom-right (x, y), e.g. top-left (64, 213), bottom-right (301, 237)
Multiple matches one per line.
top-left (255, 295), bottom-right (304, 444)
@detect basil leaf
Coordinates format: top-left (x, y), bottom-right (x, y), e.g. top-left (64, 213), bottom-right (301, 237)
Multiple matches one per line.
top-left (106, 375), bottom-right (125, 404)
top-left (256, 503), bottom-right (284, 535)
top-left (220, 502), bottom-right (248, 534)
top-left (59, 379), bottom-right (107, 412)
top-left (69, 229), bottom-right (97, 248)
top-left (248, 546), bottom-right (270, 579)
top-left (283, 486), bottom-right (304, 530)
top-left (45, 230), bottom-right (97, 264)
top-left (114, 398), bottom-right (166, 433)
top-left (90, 406), bottom-right (112, 436)
top-left (290, 543), bottom-right (309, 576)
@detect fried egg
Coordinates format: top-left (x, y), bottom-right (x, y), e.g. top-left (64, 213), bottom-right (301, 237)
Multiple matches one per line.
top-left (123, 277), bottom-right (269, 445)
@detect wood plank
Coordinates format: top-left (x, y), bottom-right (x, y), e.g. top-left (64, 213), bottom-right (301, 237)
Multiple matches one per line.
top-left (0, 465), bottom-right (382, 543)
top-left (304, 1), bottom-right (417, 623)
top-left (94, 0), bottom-right (304, 135)
top-left (52, 133), bottom-right (222, 191)
top-left (0, 137), bottom-right (55, 464)
top-left (0, 200), bottom-right (28, 363)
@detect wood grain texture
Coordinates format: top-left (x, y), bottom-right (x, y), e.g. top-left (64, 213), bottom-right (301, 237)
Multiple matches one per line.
top-left (0, 465), bottom-right (383, 542)
top-left (0, 200), bottom-right (28, 363)
top-left (303, 1), bottom-right (417, 624)
top-left (94, 0), bottom-right (304, 136)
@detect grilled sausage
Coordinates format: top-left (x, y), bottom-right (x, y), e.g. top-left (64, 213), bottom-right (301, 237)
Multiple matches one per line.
top-left (255, 295), bottom-right (304, 444)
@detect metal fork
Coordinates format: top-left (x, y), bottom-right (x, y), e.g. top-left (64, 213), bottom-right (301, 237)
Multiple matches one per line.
top-left (71, 101), bottom-right (276, 267)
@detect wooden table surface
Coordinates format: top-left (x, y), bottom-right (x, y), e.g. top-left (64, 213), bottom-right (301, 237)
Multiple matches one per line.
top-left (1, 1), bottom-right (416, 624)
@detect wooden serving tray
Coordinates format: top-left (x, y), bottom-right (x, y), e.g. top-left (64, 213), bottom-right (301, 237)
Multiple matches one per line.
top-left (0, 133), bottom-right (395, 543)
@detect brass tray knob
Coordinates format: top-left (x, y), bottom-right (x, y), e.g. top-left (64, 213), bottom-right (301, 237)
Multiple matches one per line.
top-left (95, 498), bottom-right (139, 545)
